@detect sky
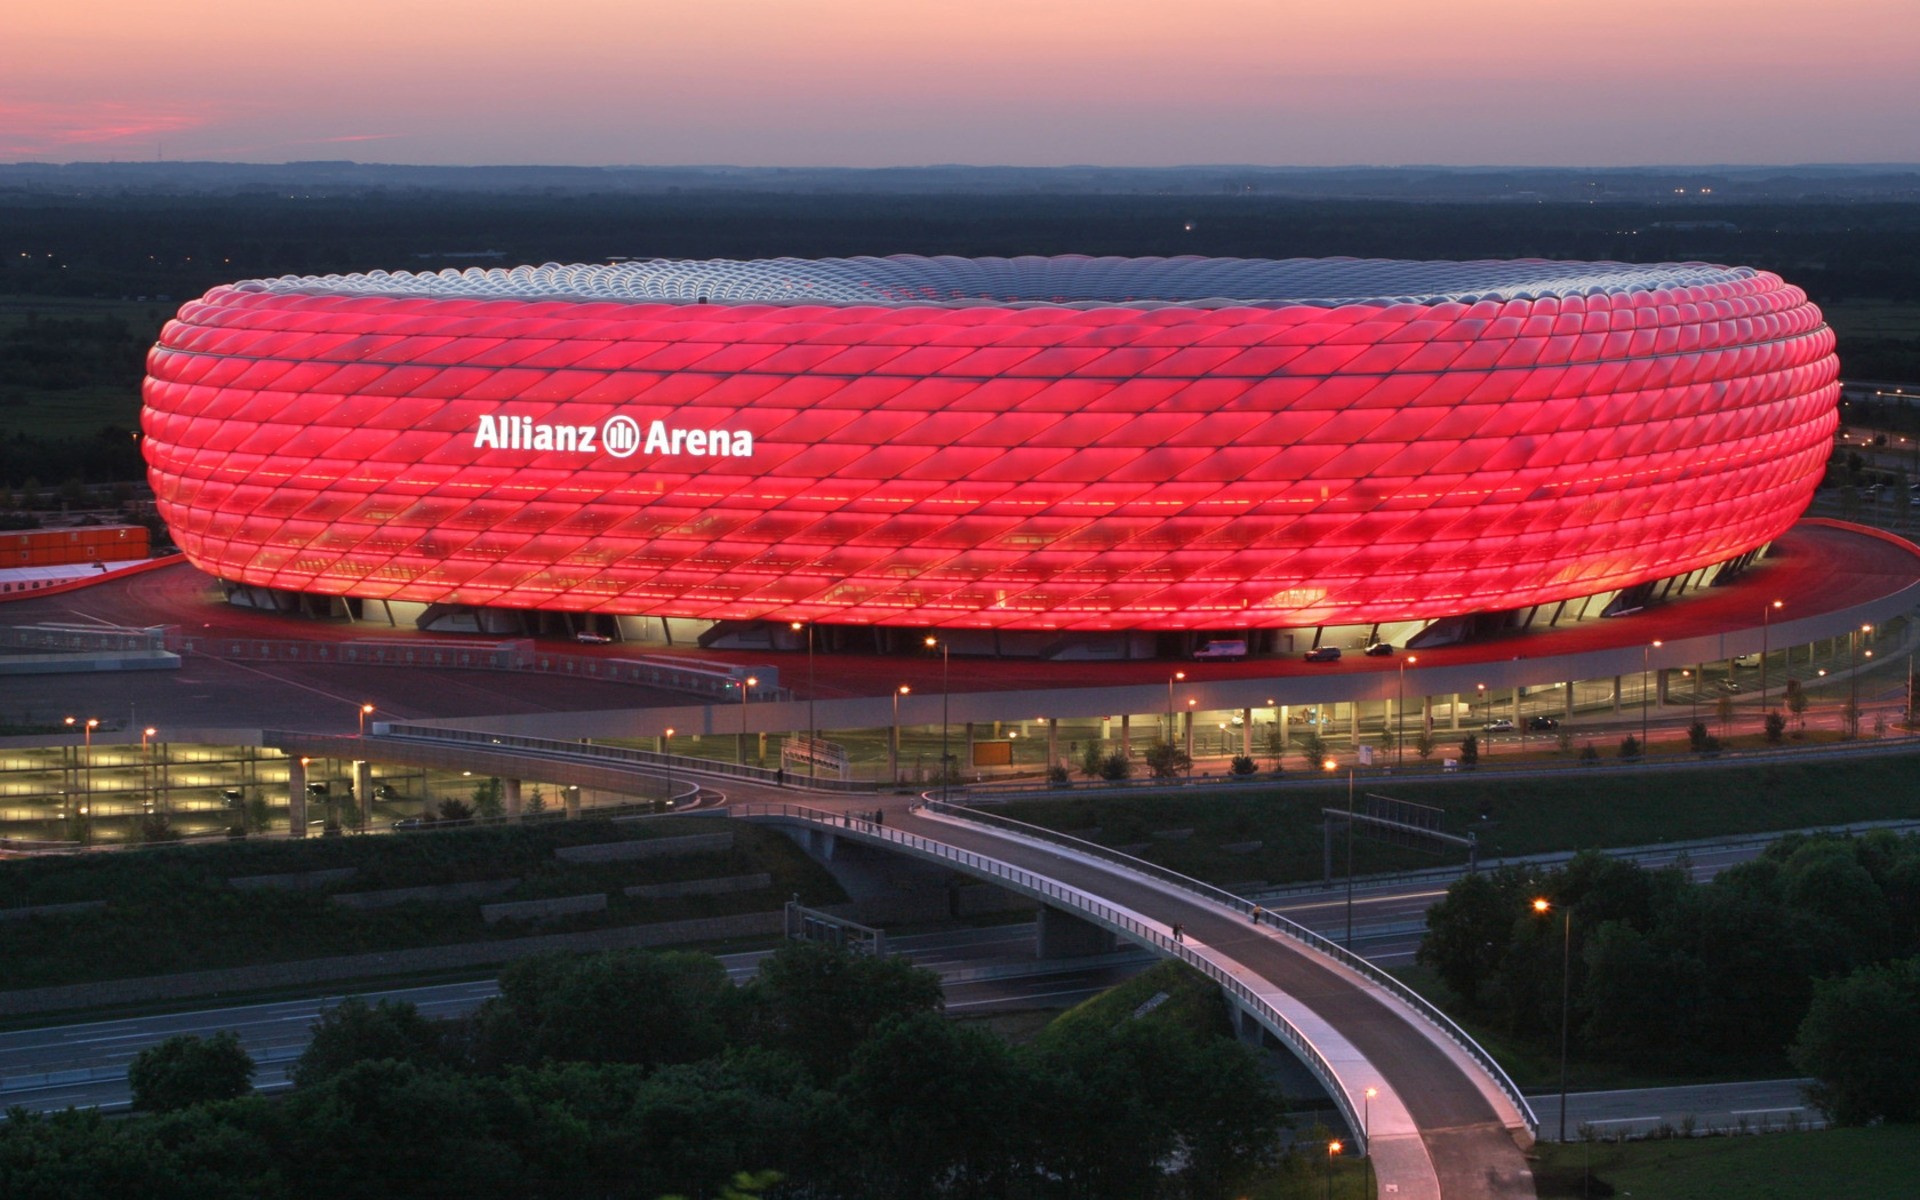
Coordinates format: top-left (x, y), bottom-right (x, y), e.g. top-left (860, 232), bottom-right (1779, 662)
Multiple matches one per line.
top-left (5, 0), bottom-right (1919, 167)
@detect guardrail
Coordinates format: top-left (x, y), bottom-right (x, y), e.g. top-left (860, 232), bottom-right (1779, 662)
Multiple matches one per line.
top-left (919, 797), bottom-right (1539, 1140)
top-left (730, 800), bottom-right (1373, 1152)
top-left (374, 724), bottom-right (876, 793)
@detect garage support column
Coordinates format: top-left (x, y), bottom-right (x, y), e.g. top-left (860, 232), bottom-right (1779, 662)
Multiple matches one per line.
top-left (1657, 669), bottom-right (1670, 705)
top-left (964, 723), bottom-right (975, 776)
top-left (1183, 711), bottom-right (1194, 761)
top-left (287, 757), bottom-right (307, 838)
top-left (1047, 718), bottom-right (1058, 770)
top-left (503, 778), bottom-right (523, 823)
top-left (1450, 694), bottom-right (1461, 732)
top-left (1511, 687), bottom-right (1521, 725)
top-left (1612, 676), bottom-right (1623, 714)
top-left (353, 760), bottom-right (373, 829)
top-left (1349, 703), bottom-right (1358, 743)
top-left (1241, 708), bottom-right (1253, 757)
top-left (565, 787), bottom-right (581, 820)
top-left (1120, 714), bottom-right (1130, 759)
top-left (1565, 683), bottom-right (1575, 718)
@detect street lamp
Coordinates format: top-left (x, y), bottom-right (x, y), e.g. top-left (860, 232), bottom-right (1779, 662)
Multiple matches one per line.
top-left (358, 703), bottom-right (375, 737)
top-left (890, 685), bottom-right (910, 784)
top-left (790, 621), bottom-right (817, 780)
top-left (1363, 1086), bottom-right (1377, 1192)
top-left (1325, 1140), bottom-right (1341, 1200)
top-left (1641, 640), bottom-right (1662, 754)
top-left (1475, 683), bottom-right (1487, 753)
top-left (1325, 756), bottom-right (1357, 949)
top-left (1166, 670), bottom-right (1185, 745)
top-left (1533, 897), bottom-right (1572, 1143)
top-left (1760, 600), bottom-right (1783, 713)
top-left (925, 636), bottom-right (950, 802)
top-left (1185, 698), bottom-right (1197, 781)
top-left (141, 726), bottom-right (158, 814)
top-left (663, 727), bottom-right (676, 803)
top-left (1850, 624), bottom-right (1874, 739)
top-left (738, 676), bottom-right (759, 766)
top-left (1397, 655), bottom-right (1417, 766)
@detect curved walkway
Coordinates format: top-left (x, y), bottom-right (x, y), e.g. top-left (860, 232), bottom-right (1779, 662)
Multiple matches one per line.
top-left (737, 799), bottom-right (1538, 1200)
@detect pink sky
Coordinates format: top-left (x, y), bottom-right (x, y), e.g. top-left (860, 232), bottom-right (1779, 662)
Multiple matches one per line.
top-left (6, 1), bottom-right (1917, 166)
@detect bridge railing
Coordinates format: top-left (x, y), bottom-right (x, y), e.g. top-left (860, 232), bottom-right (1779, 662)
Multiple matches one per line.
top-left (921, 798), bottom-right (1539, 1139)
top-left (730, 800), bottom-right (1368, 1153)
top-left (375, 724), bottom-right (876, 793)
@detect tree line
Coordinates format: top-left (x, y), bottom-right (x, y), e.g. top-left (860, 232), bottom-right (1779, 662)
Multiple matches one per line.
top-left (1418, 831), bottom-right (1920, 1123)
top-left (1, 944), bottom-right (1291, 1200)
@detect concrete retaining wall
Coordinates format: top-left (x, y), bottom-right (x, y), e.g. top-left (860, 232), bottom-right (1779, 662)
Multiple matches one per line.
top-left (555, 831), bottom-right (733, 863)
top-left (482, 893), bottom-right (608, 924)
top-left (228, 867), bottom-right (359, 891)
top-left (330, 879), bottom-right (521, 910)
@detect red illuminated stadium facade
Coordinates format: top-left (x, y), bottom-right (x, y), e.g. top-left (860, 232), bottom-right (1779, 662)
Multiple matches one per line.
top-left (141, 256), bottom-right (1839, 636)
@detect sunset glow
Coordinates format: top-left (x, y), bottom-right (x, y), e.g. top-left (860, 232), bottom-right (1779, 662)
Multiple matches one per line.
top-left (5, 1), bottom-right (1918, 165)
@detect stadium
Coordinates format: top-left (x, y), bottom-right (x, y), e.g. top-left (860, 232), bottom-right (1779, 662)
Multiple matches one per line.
top-left (141, 255), bottom-right (1840, 653)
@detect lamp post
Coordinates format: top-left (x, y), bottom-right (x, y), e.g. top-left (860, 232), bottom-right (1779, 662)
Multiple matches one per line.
top-left (1325, 1140), bottom-right (1341, 1200)
top-left (141, 726), bottom-right (158, 814)
top-left (1363, 1086), bottom-right (1377, 1193)
top-left (1186, 698), bottom-right (1197, 782)
top-left (890, 685), bottom-right (910, 784)
top-left (1760, 600), bottom-right (1783, 713)
top-left (1475, 683), bottom-right (1487, 753)
top-left (1326, 757), bottom-right (1357, 949)
top-left (1533, 897), bottom-right (1572, 1142)
top-left (1166, 670), bottom-right (1185, 745)
top-left (925, 637), bottom-right (950, 802)
top-left (791, 621), bottom-right (816, 780)
top-left (1641, 640), bottom-right (1662, 754)
top-left (738, 676), bottom-right (759, 766)
top-left (1396, 655), bottom-right (1417, 766)
top-left (1850, 624), bottom-right (1873, 739)
top-left (663, 727), bottom-right (675, 804)
top-left (358, 703), bottom-right (375, 737)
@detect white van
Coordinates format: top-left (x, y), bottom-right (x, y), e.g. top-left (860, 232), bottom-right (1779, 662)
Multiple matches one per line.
top-left (1193, 639), bottom-right (1247, 660)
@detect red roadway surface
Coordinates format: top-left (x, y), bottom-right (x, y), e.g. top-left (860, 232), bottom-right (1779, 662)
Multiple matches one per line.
top-left (5, 521), bottom-right (1916, 727)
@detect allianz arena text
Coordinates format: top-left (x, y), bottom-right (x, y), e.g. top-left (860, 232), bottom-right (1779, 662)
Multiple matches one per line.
top-left (140, 256), bottom-right (1839, 632)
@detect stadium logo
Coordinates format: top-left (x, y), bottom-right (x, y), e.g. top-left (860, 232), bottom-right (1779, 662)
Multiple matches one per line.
top-left (473, 414), bottom-right (753, 459)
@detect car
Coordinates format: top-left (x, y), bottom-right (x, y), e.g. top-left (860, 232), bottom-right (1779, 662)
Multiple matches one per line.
top-left (1303, 646), bottom-right (1342, 662)
top-left (1526, 716), bottom-right (1559, 731)
top-left (1483, 718), bottom-right (1516, 732)
top-left (573, 630), bottom-right (613, 644)
top-left (1717, 678), bottom-right (1743, 693)
top-left (1731, 653), bottom-right (1760, 667)
top-left (220, 787), bottom-right (244, 805)
top-left (1363, 642), bottom-right (1394, 657)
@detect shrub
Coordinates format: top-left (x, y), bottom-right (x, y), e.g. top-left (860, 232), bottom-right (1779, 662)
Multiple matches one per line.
top-left (1764, 711), bottom-right (1787, 745)
top-left (1687, 721), bottom-right (1712, 752)
top-left (1228, 755), bottom-right (1256, 777)
top-left (1578, 743), bottom-right (1600, 765)
top-left (1046, 764), bottom-right (1070, 787)
top-left (1458, 734), bottom-right (1478, 768)
top-left (129, 1031), bottom-right (255, 1113)
top-left (1618, 735), bottom-right (1642, 760)
top-left (1099, 753), bottom-right (1132, 782)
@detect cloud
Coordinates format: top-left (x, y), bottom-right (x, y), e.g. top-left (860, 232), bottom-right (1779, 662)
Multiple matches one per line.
top-left (0, 99), bottom-right (211, 157)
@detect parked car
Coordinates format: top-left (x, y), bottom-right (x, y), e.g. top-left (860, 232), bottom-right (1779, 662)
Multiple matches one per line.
top-left (1526, 716), bottom-right (1559, 731)
top-left (1732, 653), bottom-right (1760, 667)
top-left (573, 631), bottom-right (612, 644)
top-left (1193, 638), bottom-right (1247, 660)
top-left (1717, 678), bottom-right (1743, 693)
top-left (1484, 718), bottom-right (1516, 732)
top-left (1304, 646), bottom-right (1343, 662)
top-left (1364, 642), bottom-right (1394, 657)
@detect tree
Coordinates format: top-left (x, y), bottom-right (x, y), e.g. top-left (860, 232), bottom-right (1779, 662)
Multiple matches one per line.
top-left (1618, 735), bottom-right (1642, 760)
top-left (1414, 728), bottom-right (1436, 760)
top-left (1457, 733), bottom-right (1478, 768)
top-left (1786, 680), bottom-right (1809, 732)
top-left (1687, 720), bottom-right (1712, 752)
top-left (476, 949), bottom-right (732, 1070)
top-left (1790, 957), bottom-right (1920, 1125)
top-left (1099, 751), bottom-right (1131, 781)
top-left (1080, 739), bottom-right (1104, 779)
top-left (1843, 697), bottom-right (1862, 739)
top-left (1143, 739), bottom-right (1190, 779)
top-left (1297, 730), bottom-right (1329, 770)
top-left (1578, 742), bottom-right (1600, 765)
top-left (472, 776), bottom-right (503, 821)
top-left (1417, 867), bottom-right (1545, 1007)
top-left (435, 797), bottom-right (474, 822)
top-left (128, 1031), bottom-right (255, 1113)
top-left (1716, 693), bottom-right (1735, 735)
top-left (738, 943), bottom-right (944, 1084)
top-left (293, 997), bottom-right (447, 1088)
top-left (525, 783), bottom-right (547, 814)
top-left (1764, 711), bottom-right (1787, 745)
top-left (1556, 727), bottom-right (1574, 754)
top-left (1046, 764), bottom-right (1070, 787)
top-left (1228, 755), bottom-right (1256, 777)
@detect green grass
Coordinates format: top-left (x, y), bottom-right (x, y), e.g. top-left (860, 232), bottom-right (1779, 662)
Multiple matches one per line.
top-left (1534, 1126), bottom-right (1920, 1199)
top-left (1038, 958), bottom-right (1236, 1046)
top-left (993, 751), bottom-right (1920, 888)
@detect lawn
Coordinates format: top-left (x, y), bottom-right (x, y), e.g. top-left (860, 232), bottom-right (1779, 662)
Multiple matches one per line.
top-left (1533, 1126), bottom-right (1920, 1199)
top-left (993, 751), bottom-right (1920, 889)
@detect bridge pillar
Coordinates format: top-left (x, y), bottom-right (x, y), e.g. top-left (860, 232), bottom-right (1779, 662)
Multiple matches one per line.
top-left (1035, 906), bottom-right (1117, 958)
top-left (502, 777), bottom-right (523, 823)
top-left (287, 757), bottom-right (307, 837)
top-left (352, 760), bottom-right (373, 829)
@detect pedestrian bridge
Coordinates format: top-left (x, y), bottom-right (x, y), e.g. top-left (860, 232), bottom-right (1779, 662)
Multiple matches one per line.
top-left (734, 799), bottom-right (1539, 1200)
